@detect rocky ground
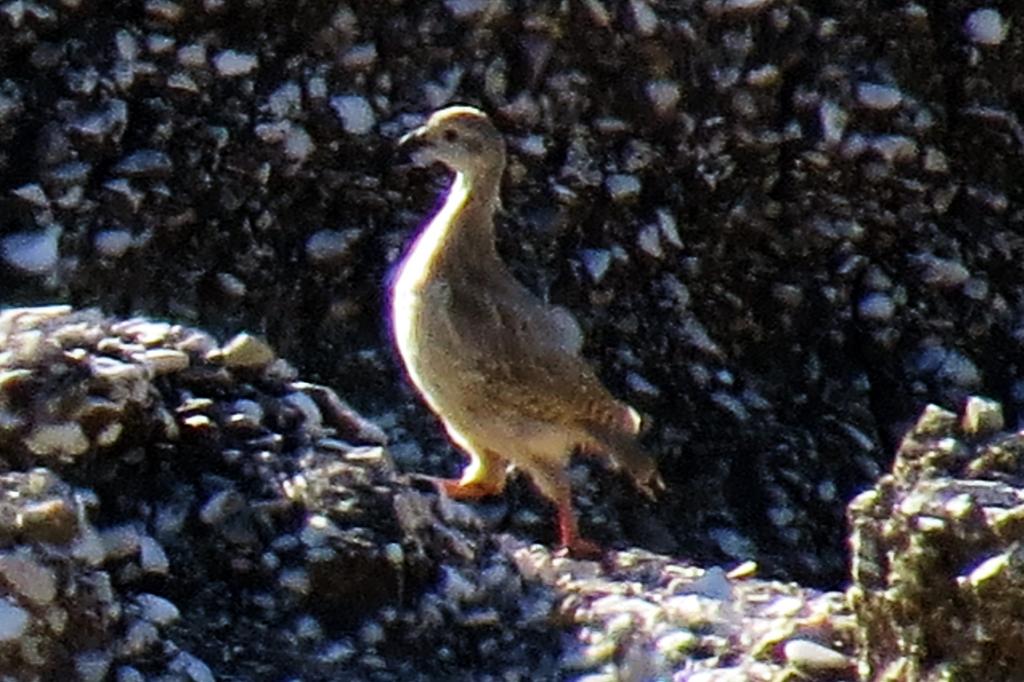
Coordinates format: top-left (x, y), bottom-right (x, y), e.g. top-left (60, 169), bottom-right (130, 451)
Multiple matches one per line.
top-left (0, 305), bottom-right (861, 681)
top-left (1, 0), bottom-right (1023, 680)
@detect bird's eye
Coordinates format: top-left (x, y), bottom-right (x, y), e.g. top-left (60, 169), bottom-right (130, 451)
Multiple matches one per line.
top-left (443, 129), bottom-right (459, 142)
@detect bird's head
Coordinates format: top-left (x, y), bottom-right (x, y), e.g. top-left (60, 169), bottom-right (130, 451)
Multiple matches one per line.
top-left (399, 105), bottom-right (506, 180)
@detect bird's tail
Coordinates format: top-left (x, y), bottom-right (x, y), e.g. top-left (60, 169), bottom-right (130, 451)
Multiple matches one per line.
top-left (584, 416), bottom-right (664, 499)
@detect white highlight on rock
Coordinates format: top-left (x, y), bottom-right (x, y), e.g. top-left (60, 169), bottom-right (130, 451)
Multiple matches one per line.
top-left (213, 49), bottom-right (258, 76)
top-left (306, 229), bottom-right (360, 264)
top-left (330, 95), bottom-right (376, 134)
top-left (858, 292), bottom-right (895, 322)
top-left (965, 8), bottom-right (1007, 46)
top-left (0, 598), bottom-right (29, 641)
top-left (2, 226), bottom-right (60, 274)
top-left (857, 82), bottom-right (903, 110)
top-left (93, 229), bottom-right (133, 258)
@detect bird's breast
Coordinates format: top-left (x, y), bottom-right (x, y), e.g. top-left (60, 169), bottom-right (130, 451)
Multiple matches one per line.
top-left (392, 260), bottom-right (459, 410)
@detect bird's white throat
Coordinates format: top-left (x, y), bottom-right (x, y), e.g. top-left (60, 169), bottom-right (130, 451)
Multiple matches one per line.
top-left (391, 171), bottom-right (472, 385)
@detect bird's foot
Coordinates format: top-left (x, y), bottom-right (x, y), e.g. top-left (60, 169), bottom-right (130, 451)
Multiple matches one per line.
top-left (559, 536), bottom-right (603, 559)
top-left (435, 477), bottom-right (504, 500)
top-left (555, 501), bottom-right (603, 559)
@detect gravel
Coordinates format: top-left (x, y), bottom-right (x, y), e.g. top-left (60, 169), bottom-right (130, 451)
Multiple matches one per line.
top-left (1, 1), bottom-right (1022, 676)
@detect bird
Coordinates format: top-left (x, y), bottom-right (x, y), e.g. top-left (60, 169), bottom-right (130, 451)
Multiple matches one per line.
top-left (391, 105), bottom-right (663, 556)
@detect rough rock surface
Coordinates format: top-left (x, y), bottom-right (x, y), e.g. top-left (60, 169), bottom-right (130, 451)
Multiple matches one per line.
top-left (849, 396), bottom-right (1024, 682)
top-left (0, 0), bottom-right (1020, 603)
top-left (0, 306), bottom-right (478, 679)
top-left (0, 305), bottom-right (860, 680)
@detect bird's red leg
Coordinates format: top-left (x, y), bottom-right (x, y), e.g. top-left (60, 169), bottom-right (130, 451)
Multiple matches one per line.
top-left (556, 497), bottom-right (602, 558)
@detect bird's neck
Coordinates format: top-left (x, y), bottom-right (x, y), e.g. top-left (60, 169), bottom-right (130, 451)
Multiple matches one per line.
top-left (425, 168), bottom-right (503, 270)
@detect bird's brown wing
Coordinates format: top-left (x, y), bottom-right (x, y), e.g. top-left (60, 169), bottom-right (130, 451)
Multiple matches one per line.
top-left (442, 265), bottom-right (663, 494)
top-left (443, 265), bottom-right (636, 431)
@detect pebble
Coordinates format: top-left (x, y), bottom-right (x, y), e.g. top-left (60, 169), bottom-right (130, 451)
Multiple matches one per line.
top-left (101, 524), bottom-right (142, 560)
top-left (139, 536), bottom-right (170, 574)
top-left (114, 149), bottom-right (172, 177)
top-left (579, 0), bottom-right (611, 27)
top-left (441, 566), bottom-right (478, 603)
top-left (783, 638), bottom-right (850, 671)
top-left (120, 619), bottom-right (160, 657)
top-left (915, 253), bottom-right (970, 288)
top-left (116, 666), bottom-right (145, 682)
top-left (605, 174), bottom-right (641, 202)
top-left (71, 524), bottom-right (106, 566)
top-left (103, 179), bottom-right (144, 212)
top-left (120, 320), bottom-right (173, 345)
top-left (279, 568), bottom-right (311, 595)
top-left (71, 101), bottom-right (128, 143)
top-left (719, 0), bottom-right (774, 13)
top-left (217, 332), bottom-right (275, 369)
top-left (12, 183), bottom-right (48, 207)
top-left (645, 79), bottom-right (680, 117)
top-left (964, 8), bottom-right (1007, 46)
top-left (818, 100), bottom-right (847, 146)
top-left (663, 593), bottom-right (719, 628)
top-left (962, 277), bottom-right (988, 301)
top-left (856, 82), bottom-right (902, 110)
top-left (746, 64), bottom-right (779, 87)
top-left (657, 208), bottom-right (682, 248)
top-left (590, 595), bottom-right (660, 626)
top-left (24, 422), bottom-right (89, 457)
top-left (961, 396), bottom-right (1004, 436)
top-left (93, 229), bottom-right (134, 259)
top-left (858, 292), bottom-right (895, 322)
top-left (678, 566), bottom-right (732, 601)
top-left (626, 372), bottom-right (660, 397)
top-left (967, 552), bottom-right (1006, 588)
top-left (0, 552), bottom-right (57, 605)
top-left (283, 391), bottom-right (323, 431)
top-left (359, 620), bottom-right (386, 646)
top-left (228, 398), bottom-right (264, 430)
top-left (216, 272), bottom-right (247, 298)
top-left (637, 224), bottom-right (663, 259)
top-left (580, 249), bottom-right (612, 283)
top-left (2, 227), bottom-right (60, 275)
top-left (213, 49), bottom-right (258, 76)
top-left (0, 599), bottom-right (29, 641)
top-left (306, 229), bottom-right (361, 264)
top-left (265, 81), bottom-right (302, 118)
top-left (18, 498), bottom-right (78, 544)
top-left (710, 391), bottom-right (750, 422)
top-left (177, 43), bottom-right (207, 68)
top-left (90, 356), bottom-right (143, 382)
top-left (629, 0), bottom-right (658, 35)
top-left (511, 135), bottom-right (544, 158)
top-left (199, 489), bottom-right (244, 525)
top-left (655, 630), bottom-right (698, 661)
top-left (922, 147), bottom-right (949, 173)
top-left (709, 527), bottom-right (756, 559)
top-left (141, 348), bottom-right (190, 375)
top-left (444, 0), bottom-right (498, 21)
top-left (939, 351), bottom-right (981, 389)
top-left (146, 34), bottom-right (176, 54)
top-left (342, 43), bottom-right (378, 70)
top-left (330, 95), bottom-right (376, 135)
top-left (168, 651), bottom-right (216, 682)
top-left (75, 651), bottom-right (113, 682)
top-left (871, 134), bottom-right (918, 164)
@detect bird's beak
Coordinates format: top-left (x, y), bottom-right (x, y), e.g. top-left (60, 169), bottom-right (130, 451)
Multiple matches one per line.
top-left (397, 125), bottom-right (433, 167)
top-left (398, 125), bottom-right (427, 149)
